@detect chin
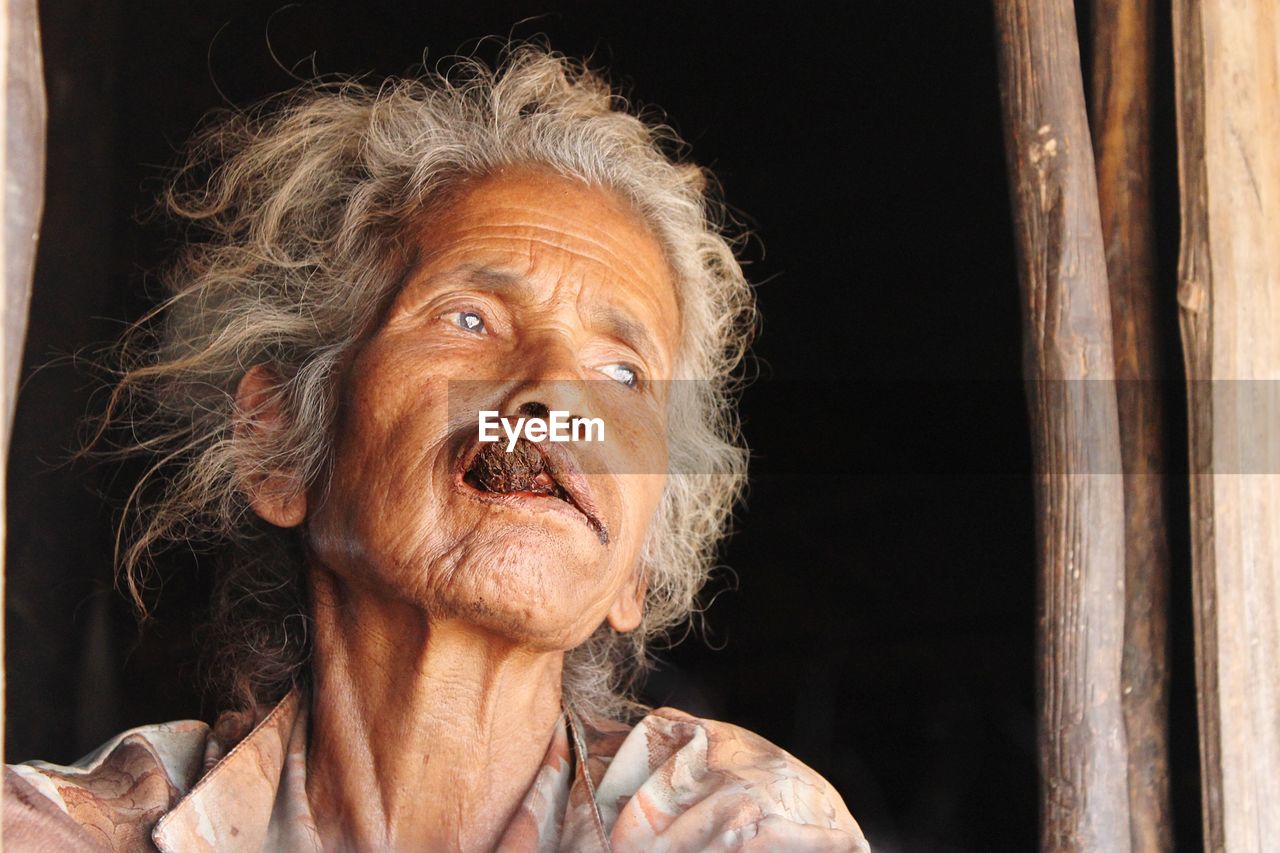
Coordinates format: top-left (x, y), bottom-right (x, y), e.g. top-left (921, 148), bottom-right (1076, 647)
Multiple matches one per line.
top-left (416, 524), bottom-right (610, 647)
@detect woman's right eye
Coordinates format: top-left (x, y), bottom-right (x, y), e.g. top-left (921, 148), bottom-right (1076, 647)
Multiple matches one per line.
top-left (447, 310), bottom-right (486, 334)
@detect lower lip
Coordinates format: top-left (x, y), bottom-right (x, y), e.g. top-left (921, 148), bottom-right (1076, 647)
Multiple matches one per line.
top-left (453, 477), bottom-right (606, 544)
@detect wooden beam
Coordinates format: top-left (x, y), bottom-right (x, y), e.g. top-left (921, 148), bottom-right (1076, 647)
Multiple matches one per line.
top-left (1089, 1), bottom-right (1172, 850)
top-left (994, 1), bottom-right (1130, 850)
top-left (0, 0), bottom-right (48, 836)
top-left (1173, 1), bottom-right (1280, 849)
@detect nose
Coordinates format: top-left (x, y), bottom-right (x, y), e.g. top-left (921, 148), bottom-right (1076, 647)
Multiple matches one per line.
top-left (500, 335), bottom-right (592, 421)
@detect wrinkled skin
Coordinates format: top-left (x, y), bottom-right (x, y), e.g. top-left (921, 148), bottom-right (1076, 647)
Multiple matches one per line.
top-left (238, 168), bottom-right (679, 851)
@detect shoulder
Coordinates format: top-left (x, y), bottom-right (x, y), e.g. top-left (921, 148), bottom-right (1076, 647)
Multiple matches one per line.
top-left (4, 719), bottom-right (211, 851)
top-left (579, 707), bottom-right (870, 852)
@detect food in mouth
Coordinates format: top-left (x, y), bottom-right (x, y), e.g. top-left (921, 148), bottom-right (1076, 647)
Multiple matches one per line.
top-left (465, 439), bottom-right (568, 497)
top-left (463, 439), bottom-right (608, 544)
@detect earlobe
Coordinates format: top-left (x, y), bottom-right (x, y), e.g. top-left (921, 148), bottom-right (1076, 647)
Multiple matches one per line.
top-left (606, 565), bottom-right (648, 633)
top-left (234, 366), bottom-right (308, 528)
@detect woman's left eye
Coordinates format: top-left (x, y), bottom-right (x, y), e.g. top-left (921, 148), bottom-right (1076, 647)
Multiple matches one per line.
top-left (448, 310), bottom-right (486, 333)
top-left (599, 363), bottom-right (638, 388)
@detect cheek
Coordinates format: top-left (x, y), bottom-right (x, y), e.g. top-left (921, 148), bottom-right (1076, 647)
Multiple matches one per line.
top-left (587, 387), bottom-right (668, 481)
top-left (307, 350), bottom-right (456, 574)
top-left (582, 408), bottom-right (667, 584)
top-left (601, 401), bottom-right (669, 539)
top-left (615, 474), bottom-right (668, 558)
top-left (344, 336), bottom-right (465, 472)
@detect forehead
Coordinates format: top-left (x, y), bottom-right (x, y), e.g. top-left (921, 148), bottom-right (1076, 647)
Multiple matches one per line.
top-left (409, 169), bottom-right (680, 336)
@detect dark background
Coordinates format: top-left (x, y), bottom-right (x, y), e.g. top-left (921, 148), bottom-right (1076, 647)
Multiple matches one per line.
top-left (6, 2), bottom-right (1202, 850)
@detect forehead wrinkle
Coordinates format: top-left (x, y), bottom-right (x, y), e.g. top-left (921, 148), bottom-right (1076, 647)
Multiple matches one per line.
top-left (430, 230), bottom-right (672, 308)
top-left (443, 214), bottom-right (670, 287)
top-left (466, 196), bottom-right (657, 245)
top-left (496, 233), bottom-right (677, 366)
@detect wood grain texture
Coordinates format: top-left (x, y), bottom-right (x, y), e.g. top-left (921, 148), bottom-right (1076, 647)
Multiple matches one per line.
top-left (1089, 1), bottom-right (1173, 850)
top-left (1173, 1), bottom-right (1280, 850)
top-left (0, 0), bottom-right (49, 834)
top-left (994, 1), bottom-right (1130, 850)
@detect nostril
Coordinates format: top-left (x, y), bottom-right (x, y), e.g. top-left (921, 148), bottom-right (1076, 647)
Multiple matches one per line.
top-left (516, 400), bottom-right (550, 419)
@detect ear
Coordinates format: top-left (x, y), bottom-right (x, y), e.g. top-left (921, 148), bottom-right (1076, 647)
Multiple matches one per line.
top-left (606, 564), bottom-right (648, 634)
top-left (234, 365), bottom-right (307, 528)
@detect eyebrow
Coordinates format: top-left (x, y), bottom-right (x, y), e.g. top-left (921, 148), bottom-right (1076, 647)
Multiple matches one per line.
top-left (588, 304), bottom-right (665, 372)
top-left (455, 264), bottom-right (523, 290)
top-left (446, 264), bottom-right (666, 371)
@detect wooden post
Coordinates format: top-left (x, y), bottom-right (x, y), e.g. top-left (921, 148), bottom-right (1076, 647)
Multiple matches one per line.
top-left (1090, 1), bottom-right (1172, 850)
top-left (1, 0), bottom-right (47, 775)
top-left (0, 0), bottom-right (48, 839)
top-left (1173, 1), bottom-right (1280, 849)
top-left (994, 1), bottom-right (1131, 850)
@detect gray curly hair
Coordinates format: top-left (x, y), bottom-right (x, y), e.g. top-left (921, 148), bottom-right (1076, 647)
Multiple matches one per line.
top-left (104, 45), bottom-right (755, 720)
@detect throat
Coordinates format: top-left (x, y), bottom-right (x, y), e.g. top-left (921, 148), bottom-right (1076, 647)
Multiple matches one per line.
top-left (304, 570), bottom-right (568, 851)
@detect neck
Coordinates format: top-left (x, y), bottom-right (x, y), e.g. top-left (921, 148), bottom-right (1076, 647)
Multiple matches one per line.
top-left (304, 566), bottom-right (566, 852)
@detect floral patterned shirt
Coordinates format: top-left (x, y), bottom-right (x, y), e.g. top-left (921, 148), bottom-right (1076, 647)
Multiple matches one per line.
top-left (4, 689), bottom-right (868, 851)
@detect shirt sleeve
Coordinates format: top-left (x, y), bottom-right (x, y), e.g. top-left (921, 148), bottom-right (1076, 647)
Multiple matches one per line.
top-left (590, 708), bottom-right (870, 852)
top-left (3, 720), bottom-right (209, 851)
top-left (4, 768), bottom-right (108, 851)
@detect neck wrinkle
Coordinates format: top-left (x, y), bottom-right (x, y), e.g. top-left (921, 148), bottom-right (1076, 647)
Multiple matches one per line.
top-left (303, 564), bottom-right (567, 852)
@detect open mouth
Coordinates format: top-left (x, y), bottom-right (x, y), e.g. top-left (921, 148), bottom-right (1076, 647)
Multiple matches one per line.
top-left (461, 438), bottom-right (609, 545)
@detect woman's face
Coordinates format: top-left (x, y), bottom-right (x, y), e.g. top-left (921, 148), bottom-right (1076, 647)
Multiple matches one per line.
top-left (301, 169), bottom-right (679, 650)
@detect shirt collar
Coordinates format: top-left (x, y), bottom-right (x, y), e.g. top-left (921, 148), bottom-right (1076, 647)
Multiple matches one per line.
top-left (149, 689), bottom-right (614, 852)
top-left (151, 690), bottom-right (305, 853)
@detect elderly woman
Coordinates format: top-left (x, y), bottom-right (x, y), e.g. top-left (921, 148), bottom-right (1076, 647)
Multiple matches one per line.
top-left (4, 48), bottom-right (867, 852)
